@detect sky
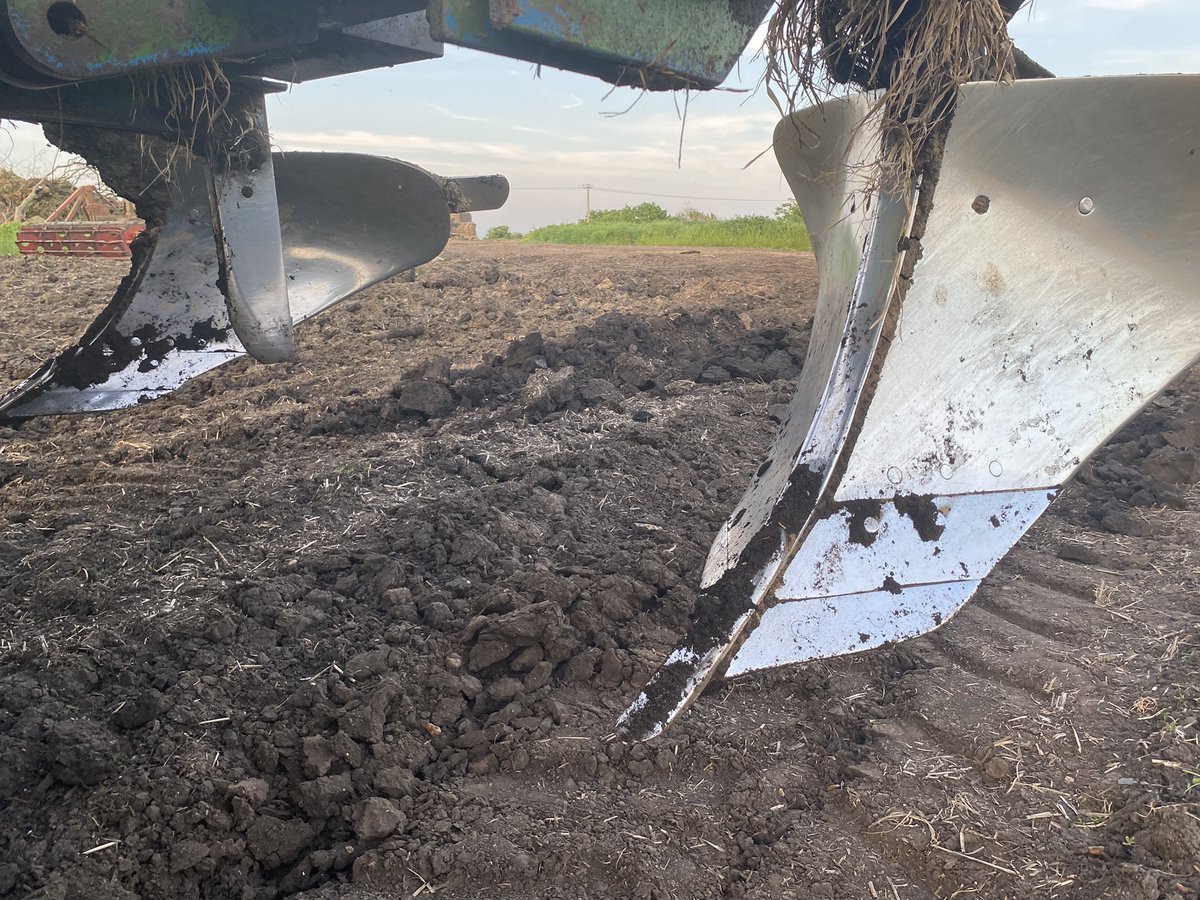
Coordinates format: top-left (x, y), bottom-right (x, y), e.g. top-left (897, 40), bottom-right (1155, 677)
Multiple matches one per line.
top-left (3, 0), bottom-right (1199, 232)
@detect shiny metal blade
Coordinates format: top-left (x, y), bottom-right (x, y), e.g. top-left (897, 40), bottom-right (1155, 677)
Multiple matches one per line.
top-left (618, 97), bottom-right (916, 741)
top-left (0, 165), bottom-right (239, 418)
top-left (213, 153), bottom-right (295, 364)
top-left (775, 490), bottom-right (1055, 599)
top-left (623, 74), bottom-right (1200, 741)
top-left (274, 153), bottom-right (457, 321)
top-left (0, 153), bottom-right (491, 419)
top-left (726, 581), bottom-right (979, 677)
top-left (835, 74), bottom-right (1200, 501)
top-left (701, 98), bottom-right (913, 590)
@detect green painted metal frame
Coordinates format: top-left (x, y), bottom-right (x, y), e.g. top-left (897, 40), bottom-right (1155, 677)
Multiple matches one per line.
top-left (428, 0), bottom-right (770, 89)
top-left (3, 0), bottom-right (314, 79)
top-left (3, 0), bottom-right (766, 90)
top-left (2, 0), bottom-right (428, 81)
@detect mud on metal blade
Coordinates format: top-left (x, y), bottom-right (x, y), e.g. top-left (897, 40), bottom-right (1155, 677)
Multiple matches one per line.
top-left (621, 75), bottom-right (1200, 740)
top-left (0, 152), bottom-right (509, 420)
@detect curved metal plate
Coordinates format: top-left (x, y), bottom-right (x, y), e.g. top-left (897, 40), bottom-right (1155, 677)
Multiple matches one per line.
top-left (0, 166), bottom-right (239, 418)
top-left (214, 144), bottom-right (295, 364)
top-left (726, 581), bottom-right (977, 677)
top-left (624, 74), bottom-right (1200, 740)
top-left (701, 97), bottom-right (911, 587)
top-left (0, 153), bottom-right (465, 418)
top-left (776, 489), bottom-right (1054, 601)
top-left (618, 98), bottom-right (914, 740)
top-left (836, 75), bottom-right (1200, 500)
top-left (276, 153), bottom-right (455, 322)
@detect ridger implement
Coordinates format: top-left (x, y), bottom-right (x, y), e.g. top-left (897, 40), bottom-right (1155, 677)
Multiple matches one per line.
top-left (16, 184), bottom-right (143, 258)
top-left (0, 2), bottom-right (1196, 738)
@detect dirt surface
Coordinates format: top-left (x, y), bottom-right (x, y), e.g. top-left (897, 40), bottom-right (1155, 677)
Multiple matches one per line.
top-left (1, 243), bottom-right (1198, 899)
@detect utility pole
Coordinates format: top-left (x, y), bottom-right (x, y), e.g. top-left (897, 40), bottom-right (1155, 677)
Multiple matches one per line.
top-left (582, 183), bottom-right (592, 221)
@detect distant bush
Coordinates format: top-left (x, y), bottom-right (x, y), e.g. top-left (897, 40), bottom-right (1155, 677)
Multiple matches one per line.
top-left (589, 202), bottom-right (670, 224)
top-left (676, 207), bottom-right (717, 222)
top-left (0, 168), bottom-right (76, 222)
top-left (775, 198), bottom-right (803, 222)
top-left (485, 225), bottom-right (522, 240)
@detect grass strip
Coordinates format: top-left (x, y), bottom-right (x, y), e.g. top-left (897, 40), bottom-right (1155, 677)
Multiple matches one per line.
top-left (522, 217), bottom-right (810, 251)
top-left (0, 221), bottom-right (20, 256)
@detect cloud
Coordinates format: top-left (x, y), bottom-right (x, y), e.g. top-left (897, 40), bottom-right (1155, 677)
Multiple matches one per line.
top-left (1094, 45), bottom-right (1200, 70)
top-left (425, 102), bottom-right (490, 123)
top-left (272, 126), bottom-right (776, 184)
top-left (0, 120), bottom-right (73, 175)
top-left (667, 111), bottom-right (781, 134)
top-left (511, 124), bottom-right (587, 143)
top-left (560, 94), bottom-right (584, 109)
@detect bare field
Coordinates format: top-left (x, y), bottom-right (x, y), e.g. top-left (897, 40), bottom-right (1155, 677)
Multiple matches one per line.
top-left (0, 243), bottom-right (1198, 899)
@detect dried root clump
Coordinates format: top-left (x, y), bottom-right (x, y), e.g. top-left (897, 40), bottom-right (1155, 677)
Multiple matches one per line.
top-left (765, 0), bottom-right (1025, 187)
top-left (132, 59), bottom-right (267, 177)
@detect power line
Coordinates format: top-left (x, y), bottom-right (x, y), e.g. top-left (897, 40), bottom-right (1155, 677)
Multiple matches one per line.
top-left (508, 184), bottom-right (783, 203)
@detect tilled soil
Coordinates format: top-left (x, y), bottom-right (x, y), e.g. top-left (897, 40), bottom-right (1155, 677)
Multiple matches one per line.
top-left (0, 243), bottom-right (1197, 900)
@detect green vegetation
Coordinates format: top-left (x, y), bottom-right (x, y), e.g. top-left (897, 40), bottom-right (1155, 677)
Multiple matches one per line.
top-left (588, 201), bottom-right (670, 223)
top-left (485, 224), bottom-right (522, 241)
top-left (0, 168), bottom-right (74, 221)
top-left (522, 201), bottom-right (809, 251)
top-left (0, 162), bottom-right (87, 255)
top-left (0, 221), bottom-right (19, 256)
top-left (775, 198), bottom-right (804, 223)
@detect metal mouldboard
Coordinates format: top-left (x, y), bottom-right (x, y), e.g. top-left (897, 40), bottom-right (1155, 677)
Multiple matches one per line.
top-left (621, 74), bottom-right (1200, 740)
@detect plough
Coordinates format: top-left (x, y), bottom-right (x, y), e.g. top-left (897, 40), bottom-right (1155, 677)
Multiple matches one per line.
top-left (0, 1), bottom-right (1196, 739)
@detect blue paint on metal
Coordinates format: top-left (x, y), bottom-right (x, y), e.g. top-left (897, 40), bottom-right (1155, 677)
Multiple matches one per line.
top-left (79, 43), bottom-right (226, 75)
top-left (512, 5), bottom-right (583, 43)
top-left (5, 3), bottom-right (232, 77)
